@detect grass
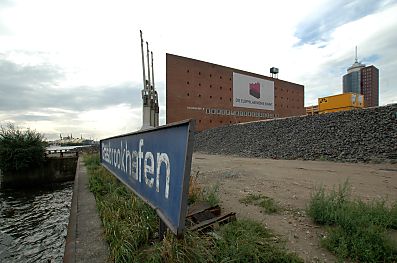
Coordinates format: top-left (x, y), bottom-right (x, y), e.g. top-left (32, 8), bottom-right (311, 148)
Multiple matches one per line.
top-left (85, 154), bottom-right (158, 261)
top-left (188, 171), bottom-right (220, 206)
top-left (307, 181), bottom-right (397, 262)
top-left (84, 154), bottom-right (303, 263)
top-left (212, 219), bottom-right (302, 263)
top-left (239, 193), bottom-right (281, 213)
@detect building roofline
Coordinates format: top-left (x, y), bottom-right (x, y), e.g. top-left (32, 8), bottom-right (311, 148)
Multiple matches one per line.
top-left (166, 53), bottom-right (304, 88)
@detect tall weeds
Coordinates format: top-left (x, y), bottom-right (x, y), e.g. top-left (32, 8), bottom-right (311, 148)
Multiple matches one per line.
top-left (307, 181), bottom-right (397, 262)
top-left (85, 154), bottom-right (302, 263)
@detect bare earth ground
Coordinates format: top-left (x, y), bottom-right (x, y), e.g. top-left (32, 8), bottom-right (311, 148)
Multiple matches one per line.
top-left (191, 153), bottom-right (397, 263)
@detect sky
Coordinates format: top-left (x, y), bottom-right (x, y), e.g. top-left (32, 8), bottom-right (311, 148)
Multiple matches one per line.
top-left (0, 0), bottom-right (396, 140)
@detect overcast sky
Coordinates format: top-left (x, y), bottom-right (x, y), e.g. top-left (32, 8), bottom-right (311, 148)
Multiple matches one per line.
top-left (0, 0), bottom-right (396, 140)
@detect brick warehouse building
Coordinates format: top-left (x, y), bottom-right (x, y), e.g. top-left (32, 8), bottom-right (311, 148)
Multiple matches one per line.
top-left (166, 54), bottom-right (305, 131)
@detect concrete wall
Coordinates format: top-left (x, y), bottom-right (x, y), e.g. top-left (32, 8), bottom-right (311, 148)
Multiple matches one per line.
top-left (166, 54), bottom-right (305, 131)
top-left (0, 157), bottom-right (77, 188)
top-left (194, 104), bottom-right (397, 163)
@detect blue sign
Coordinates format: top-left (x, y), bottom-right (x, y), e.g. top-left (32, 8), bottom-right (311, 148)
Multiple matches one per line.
top-left (100, 120), bottom-right (194, 235)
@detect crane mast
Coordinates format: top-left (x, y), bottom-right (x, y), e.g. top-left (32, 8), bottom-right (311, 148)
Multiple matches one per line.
top-left (140, 30), bottom-right (159, 129)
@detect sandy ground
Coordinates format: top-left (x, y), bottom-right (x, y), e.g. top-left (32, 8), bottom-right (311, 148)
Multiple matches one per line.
top-left (191, 153), bottom-right (397, 263)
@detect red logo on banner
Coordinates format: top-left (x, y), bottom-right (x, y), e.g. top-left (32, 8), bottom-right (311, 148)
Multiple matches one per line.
top-left (249, 82), bottom-right (260, 99)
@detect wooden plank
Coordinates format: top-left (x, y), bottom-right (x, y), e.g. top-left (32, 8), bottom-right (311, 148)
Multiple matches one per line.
top-left (189, 212), bottom-right (236, 231)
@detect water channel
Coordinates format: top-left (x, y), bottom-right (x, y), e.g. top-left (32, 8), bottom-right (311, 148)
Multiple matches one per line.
top-left (0, 182), bottom-right (73, 263)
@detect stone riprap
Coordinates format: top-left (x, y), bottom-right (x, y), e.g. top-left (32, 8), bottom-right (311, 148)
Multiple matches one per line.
top-left (194, 104), bottom-right (397, 163)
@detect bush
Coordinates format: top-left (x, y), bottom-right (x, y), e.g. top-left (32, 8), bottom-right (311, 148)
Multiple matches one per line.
top-left (307, 182), bottom-right (397, 262)
top-left (0, 123), bottom-right (46, 172)
top-left (213, 219), bottom-right (303, 263)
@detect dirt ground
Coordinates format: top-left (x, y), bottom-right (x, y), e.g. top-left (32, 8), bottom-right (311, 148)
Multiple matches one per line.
top-left (191, 153), bottom-right (397, 263)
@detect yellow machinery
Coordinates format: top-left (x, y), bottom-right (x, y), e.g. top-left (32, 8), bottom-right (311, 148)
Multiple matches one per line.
top-left (318, 93), bottom-right (364, 114)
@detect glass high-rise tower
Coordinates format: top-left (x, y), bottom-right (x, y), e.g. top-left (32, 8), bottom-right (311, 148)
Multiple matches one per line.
top-left (343, 48), bottom-right (379, 107)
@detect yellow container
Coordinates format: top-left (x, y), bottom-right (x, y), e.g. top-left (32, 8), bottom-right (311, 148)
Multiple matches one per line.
top-left (318, 93), bottom-right (364, 114)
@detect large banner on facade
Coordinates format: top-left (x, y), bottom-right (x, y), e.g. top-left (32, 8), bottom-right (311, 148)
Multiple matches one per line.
top-left (100, 120), bottom-right (194, 236)
top-left (233, 72), bottom-right (274, 110)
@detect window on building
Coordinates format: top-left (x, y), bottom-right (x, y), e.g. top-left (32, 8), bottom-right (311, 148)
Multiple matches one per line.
top-left (187, 81), bottom-right (189, 85)
top-left (210, 95), bottom-right (212, 99)
top-left (187, 93), bottom-right (189, 96)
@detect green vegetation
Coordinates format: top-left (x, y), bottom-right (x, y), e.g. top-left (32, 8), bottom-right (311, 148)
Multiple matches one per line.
top-left (0, 123), bottom-right (46, 172)
top-left (187, 171), bottom-right (220, 206)
top-left (85, 154), bottom-right (302, 263)
top-left (307, 181), bottom-right (397, 262)
top-left (212, 219), bottom-right (302, 262)
top-left (201, 183), bottom-right (220, 207)
top-left (240, 193), bottom-right (281, 213)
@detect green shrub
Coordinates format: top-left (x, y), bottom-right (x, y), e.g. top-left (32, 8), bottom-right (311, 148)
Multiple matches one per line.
top-left (307, 181), bottom-right (397, 262)
top-left (0, 123), bottom-right (46, 172)
top-left (202, 183), bottom-right (220, 207)
top-left (391, 202), bottom-right (397, 229)
top-left (213, 219), bottom-right (302, 263)
top-left (307, 181), bottom-right (350, 225)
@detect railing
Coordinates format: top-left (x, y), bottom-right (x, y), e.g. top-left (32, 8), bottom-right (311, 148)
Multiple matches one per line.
top-left (45, 149), bottom-right (79, 158)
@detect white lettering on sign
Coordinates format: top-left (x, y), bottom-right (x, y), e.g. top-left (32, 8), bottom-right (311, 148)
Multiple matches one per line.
top-left (101, 139), bottom-right (171, 199)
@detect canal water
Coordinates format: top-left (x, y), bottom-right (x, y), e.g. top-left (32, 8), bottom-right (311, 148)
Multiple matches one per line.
top-left (0, 182), bottom-right (73, 263)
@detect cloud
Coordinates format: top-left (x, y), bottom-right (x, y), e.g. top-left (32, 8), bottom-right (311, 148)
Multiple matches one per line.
top-left (294, 0), bottom-right (394, 45)
top-left (0, 56), bottom-right (147, 139)
top-left (0, 57), bottom-right (142, 112)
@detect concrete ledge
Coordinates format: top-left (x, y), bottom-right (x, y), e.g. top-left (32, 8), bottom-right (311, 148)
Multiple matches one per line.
top-left (63, 157), bottom-right (80, 263)
top-left (1, 157), bottom-right (77, 188)
top-left (64, 157), bottom-right (109, 263)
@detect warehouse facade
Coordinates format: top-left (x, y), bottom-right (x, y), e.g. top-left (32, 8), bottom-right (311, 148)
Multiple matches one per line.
top-left (166, 54), bottom-right (305, 131)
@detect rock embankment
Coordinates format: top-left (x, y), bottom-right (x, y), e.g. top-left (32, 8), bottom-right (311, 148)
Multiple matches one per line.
top-left (194, 104), bottom-right (397, 162)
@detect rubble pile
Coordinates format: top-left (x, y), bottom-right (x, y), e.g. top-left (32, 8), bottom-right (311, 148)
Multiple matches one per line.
top-left (194, 104), bottom-right (397, 163)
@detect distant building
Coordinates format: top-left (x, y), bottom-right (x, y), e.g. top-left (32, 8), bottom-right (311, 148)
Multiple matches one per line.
top-left (305, 105), bottom-right (319, 115)
top-left (342, 48), bottom-right (379, 107)
top-left (360, 65), bottom-right (379, 108)
top-left (166, 54), bottom-right (305, 131)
